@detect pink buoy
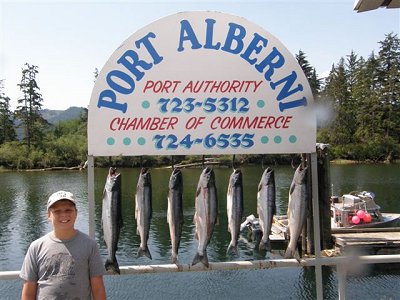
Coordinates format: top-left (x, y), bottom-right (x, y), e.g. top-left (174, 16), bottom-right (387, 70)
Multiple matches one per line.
top-left (364, 213), bottom-right (372, 223)
top-left (352, 215), bottom-right (360, 224)
top-left (357, 210), bottom-right (366, 220)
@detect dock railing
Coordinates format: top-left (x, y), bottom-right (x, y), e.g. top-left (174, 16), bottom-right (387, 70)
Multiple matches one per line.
top-left (2, 254), bottom-right (400, 298)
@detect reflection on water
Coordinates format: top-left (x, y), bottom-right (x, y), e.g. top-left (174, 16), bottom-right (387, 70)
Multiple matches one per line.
top-left (1, 163), bottom-right (400, 299)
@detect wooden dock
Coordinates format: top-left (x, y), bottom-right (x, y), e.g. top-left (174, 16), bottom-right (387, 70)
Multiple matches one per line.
top-left (332, 227), bottom-right (400, 255)
top-left (242, 215), bottom-right (400, 256)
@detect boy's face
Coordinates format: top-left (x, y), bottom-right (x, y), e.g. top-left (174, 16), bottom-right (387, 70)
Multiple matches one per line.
top-left (48, 200), bottom-right (77, 230)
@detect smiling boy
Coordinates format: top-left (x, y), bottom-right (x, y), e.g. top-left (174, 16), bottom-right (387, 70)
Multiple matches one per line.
top-left (20, 190), bottom-right (106, 300)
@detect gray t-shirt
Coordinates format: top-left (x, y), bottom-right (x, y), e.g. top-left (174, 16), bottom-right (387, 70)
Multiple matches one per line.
top-left (20, 230), bottom-right (105, 300)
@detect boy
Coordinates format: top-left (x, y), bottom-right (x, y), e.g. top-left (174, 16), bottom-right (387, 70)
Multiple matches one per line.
top-left (20, 190), bottom-right (106, 300)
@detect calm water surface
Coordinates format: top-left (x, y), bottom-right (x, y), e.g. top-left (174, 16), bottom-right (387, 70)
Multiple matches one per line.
top-left (0, 163), bottom-right (399, 299)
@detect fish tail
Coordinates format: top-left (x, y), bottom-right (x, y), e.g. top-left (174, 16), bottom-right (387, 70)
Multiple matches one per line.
top-left (259, 237), bottom-right (271, 252)
top-left (171, 253), bottom-right (178, 264)
top-left (137, 246), bottom-right (152, 259)
top-left (105, 258), bottom-right (120, 274)
top-left (284, 246), bottom-right (297, 259)
top-left (192, 251), bottom-right (209, 267)
top-left (226, 242), bottom-right (239, 256)
top-left (293, 249), bottom-right (301, 262)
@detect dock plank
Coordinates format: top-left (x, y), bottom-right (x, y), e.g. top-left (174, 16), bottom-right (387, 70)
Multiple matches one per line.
top-left (332, 231), bottom-right (400, 250)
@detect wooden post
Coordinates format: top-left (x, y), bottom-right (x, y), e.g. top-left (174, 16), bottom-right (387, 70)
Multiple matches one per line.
top-left (316, 144), bottom-right (333, 249)
top-left (87, 155), bottom-right (95, 239)
top-left (306, 153), bottom-right (314, 255)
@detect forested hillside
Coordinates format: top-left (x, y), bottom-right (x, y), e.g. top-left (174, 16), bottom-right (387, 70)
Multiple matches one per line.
top-left (40, 107), bottom-right (86, 124)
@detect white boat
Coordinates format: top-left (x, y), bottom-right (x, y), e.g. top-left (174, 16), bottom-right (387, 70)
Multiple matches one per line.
top-left (331, 191), bottom-right (400, 230)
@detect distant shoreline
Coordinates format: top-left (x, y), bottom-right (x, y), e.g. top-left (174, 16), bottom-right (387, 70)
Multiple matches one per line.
top-left (1, 159), bottom-right (398, 173)
top-left (331, 159), bottom-right (399, 164)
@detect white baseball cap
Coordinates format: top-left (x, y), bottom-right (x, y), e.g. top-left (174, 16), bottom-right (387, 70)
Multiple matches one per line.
top-left (47, 190), bottom-right (76, 211)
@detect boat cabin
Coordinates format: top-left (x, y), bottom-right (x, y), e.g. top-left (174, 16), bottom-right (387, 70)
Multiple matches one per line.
top-left (331, 191), bottom-right (383, 228)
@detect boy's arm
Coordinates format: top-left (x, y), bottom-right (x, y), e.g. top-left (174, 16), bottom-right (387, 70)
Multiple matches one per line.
top-left (21, 280), bottom-right (37, 300)
top-left (90, 275), bottom-right (106, 300)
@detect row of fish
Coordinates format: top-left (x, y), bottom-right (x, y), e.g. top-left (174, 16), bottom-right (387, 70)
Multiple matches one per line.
top-left (101, 164), bottom-right (308, 274)
top-left (101, 167), bottom-right (153, 274)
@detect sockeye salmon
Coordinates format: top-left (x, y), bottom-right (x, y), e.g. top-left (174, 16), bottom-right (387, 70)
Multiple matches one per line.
top-left (257, 167), bottom-right (276, 252)
top-left (135, 167), bottom-right (152, 259)
top-left (192, 167), bottom-right (218, 267)
top-left (226, 168), bottom-right (243, 256)
top-left (284, 164), bottom-right (308, 260)
top-left (101, 167), bottom-right (123, 274)
top-left (167, 167), bottom-right (184, 264)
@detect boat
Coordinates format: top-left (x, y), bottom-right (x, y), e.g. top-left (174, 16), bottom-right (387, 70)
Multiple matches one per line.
top-left (331, 191), bottom-right (400, 231)
top-left (240, 214), bottom-right (287, 244)
top-left (240, 190), bottom-right (400, 238)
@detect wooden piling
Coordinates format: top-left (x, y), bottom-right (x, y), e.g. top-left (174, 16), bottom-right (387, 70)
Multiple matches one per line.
top-left (306, 153), bottom-right (314, 254)
top-left (316, 143), bottom-right (333, 249)
top-left (304, 144), bottom-right (332, 255)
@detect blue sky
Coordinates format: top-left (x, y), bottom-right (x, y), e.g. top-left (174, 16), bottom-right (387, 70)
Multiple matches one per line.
top-left (1, 0), bottom-right (399, 110)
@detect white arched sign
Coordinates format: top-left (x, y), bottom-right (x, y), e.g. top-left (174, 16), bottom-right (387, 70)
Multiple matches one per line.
top-left (88, 11), bottom-right (315, 156)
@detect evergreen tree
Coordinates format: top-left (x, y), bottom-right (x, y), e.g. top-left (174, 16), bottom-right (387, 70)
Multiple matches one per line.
top-left (44, 118), bottom-right (88, 167)
top-left (343, 51), bottom-right (360, 141)
top-left (377, 33), bottom-right (400, 142)
top-left (320, 34), bottom-right (400, 161)
top-left (295, 50), bottom-right (321, 96)
top-left (93, 67), bottom-right (99, 82)
top-left (353, 53), bottom-right (383, 142)
top-left (346, 51), bottom-right (359, 97)
top-left (15, 63), bottom-right (48, 149)
top-left (0, 80), bottom-right (16, 144)
top-left (323, 58), bottom-right (353, 145)
top-left (310, 68), bottom-right (321, 96)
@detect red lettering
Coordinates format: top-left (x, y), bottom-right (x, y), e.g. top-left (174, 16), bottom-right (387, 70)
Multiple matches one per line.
top-left (282, 116), bottom-right (292, 128)
top-left (143, 80), bottom-right (181, 93)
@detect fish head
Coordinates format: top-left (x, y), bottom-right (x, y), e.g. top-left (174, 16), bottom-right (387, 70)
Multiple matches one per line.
top-left (109, 167), bottom-right (116, 175)
top-left (140, 167), bottom-right (149, 175)
top-left (139, 168), bottom-right (152, 187)
top-left (199, 167), bottom-right (215, 187)
top-left (294, 164), bottom-right (308, 184)
top-left (107, 167), bottom-right (121, 190)
top-left (262, 167), bottom-right (275, 185)
top-left (169, 168), bottom-right (183, 189)
top-left (229, 169), bottom-right (243, 187)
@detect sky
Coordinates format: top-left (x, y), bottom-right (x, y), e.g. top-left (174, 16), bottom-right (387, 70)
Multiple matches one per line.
top-left (0, 0), bottom-right (399, 110)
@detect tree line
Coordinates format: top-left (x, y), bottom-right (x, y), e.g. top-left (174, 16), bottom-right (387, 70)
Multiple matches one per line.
top-left (0, 33), bottom-right (399, 169)
top-left (316, 33), bottom-right (399, 162)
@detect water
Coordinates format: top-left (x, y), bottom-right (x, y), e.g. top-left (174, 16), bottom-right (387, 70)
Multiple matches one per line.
top-left (1, 163), bottom-right (399, 299)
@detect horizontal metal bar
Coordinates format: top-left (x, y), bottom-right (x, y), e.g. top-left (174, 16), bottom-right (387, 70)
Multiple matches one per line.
top-left (2, 254), bottom-right (400, 280)
top-left (116, 259), bottom-right (305, 275)
top-left (0, 271), bottom-right (20, 280)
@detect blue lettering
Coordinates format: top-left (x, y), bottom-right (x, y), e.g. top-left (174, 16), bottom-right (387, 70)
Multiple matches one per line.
top-left (279, 97), bottom-right (307, 112)
top-left (270, 71), bottom-right (304, 101)
top-left (97, 89), bottom-right (127, 113)
top-left (174, 18), bottom-right (308, 111)
top-left (106, 70), bottom-right (135, 95)
top-left (221, 23), bottom-right (246, 54)
top-left (117, 50), bottom-right (151, 81)
top-left (204, 19), bottom-right (221, 50)
top-left (255, 47), bottom-right (285, 81)
top-left (98, 32), bottom-right (163, 112)
top-left (135, 32), bottom-right (164, 65)
top-left (240, 33), bottom-right (268, 65)
top-left (177, 20), bottom-right (202, 51)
